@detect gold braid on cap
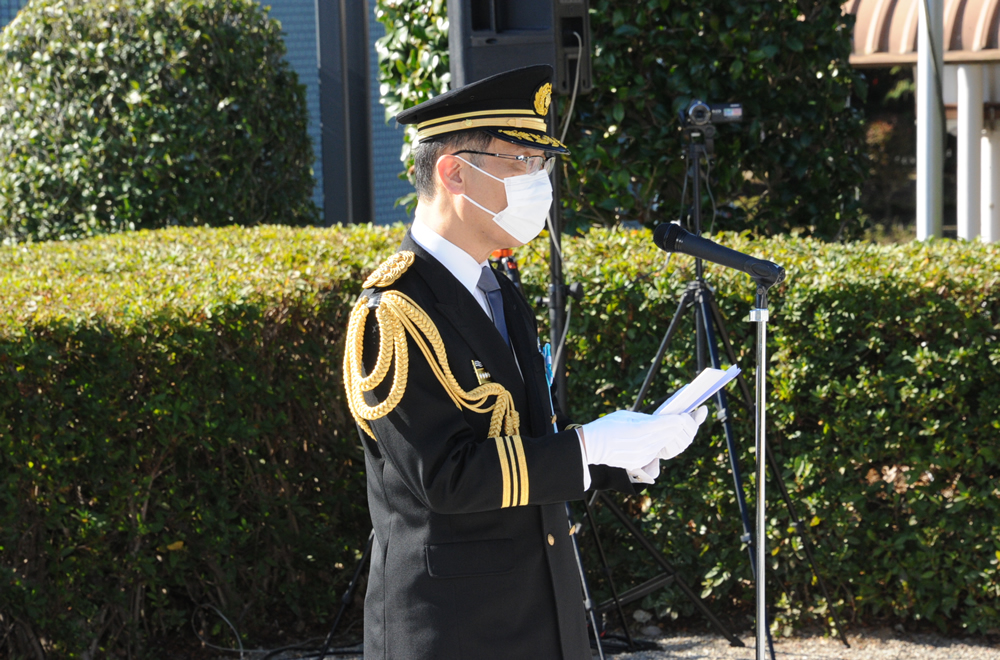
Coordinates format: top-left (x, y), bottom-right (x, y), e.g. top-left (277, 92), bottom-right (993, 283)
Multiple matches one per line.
top-left (343, 290), bottom-right (520, 441)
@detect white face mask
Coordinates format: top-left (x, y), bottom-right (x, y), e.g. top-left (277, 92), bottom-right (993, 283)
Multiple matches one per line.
top-left (453, 156), bottom-right (553, 245)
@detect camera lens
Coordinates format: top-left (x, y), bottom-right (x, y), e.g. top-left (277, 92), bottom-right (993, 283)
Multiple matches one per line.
top-left (686, 100), bottom-right (711, 126)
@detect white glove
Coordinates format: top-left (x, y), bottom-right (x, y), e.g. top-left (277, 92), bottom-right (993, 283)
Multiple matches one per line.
top-left (628, 406), bottom-right (709, 484)
top-left (656, 404), bottom-right (708, 460)
top-left (580, 409), bottom-right (699, 472)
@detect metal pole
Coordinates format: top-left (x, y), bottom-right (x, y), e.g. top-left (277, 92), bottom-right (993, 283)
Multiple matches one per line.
top-left (957, 64), bottom-right (983, 240)
top-left (690, 140), bottom-right (706, 371)
top-left (750, 290), bottom-right (769, 660)
top-left (541, 345), bottom-right (603, 658)
top-left (917, 0), bottom-right (944, 240)
top-left (984, 124), bottom-right (1000, 243)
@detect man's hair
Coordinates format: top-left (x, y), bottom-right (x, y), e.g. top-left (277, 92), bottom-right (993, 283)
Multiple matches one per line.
top-left (411, 130), bottom-right (494, 201)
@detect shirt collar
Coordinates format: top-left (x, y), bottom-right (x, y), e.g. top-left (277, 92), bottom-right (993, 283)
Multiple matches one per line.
top-left (411, 219), bottom-right (488, 298)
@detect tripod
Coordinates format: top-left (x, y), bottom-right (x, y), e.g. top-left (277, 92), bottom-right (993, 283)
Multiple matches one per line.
top-left (583, 123), bottom-right (849, 657)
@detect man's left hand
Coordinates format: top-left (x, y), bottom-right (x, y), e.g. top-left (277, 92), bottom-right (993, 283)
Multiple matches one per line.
top-left (627, 406), bottom-right (709, 483)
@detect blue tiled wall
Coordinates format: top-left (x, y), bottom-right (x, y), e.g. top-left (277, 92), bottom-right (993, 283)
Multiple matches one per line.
top-left (0, 0), bottom-right (27, 28)
top-left (271, 0), bottom-right (410, 224)
top-left (266, 0), bottom-right (324, 212)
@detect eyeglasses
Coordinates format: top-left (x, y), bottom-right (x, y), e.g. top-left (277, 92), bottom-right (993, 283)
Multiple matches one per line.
top-left (452, 150), bottom-right (558, 175)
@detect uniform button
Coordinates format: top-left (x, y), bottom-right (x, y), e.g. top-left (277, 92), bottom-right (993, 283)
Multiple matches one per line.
top-left (547, 534), bottom-right (555, 546)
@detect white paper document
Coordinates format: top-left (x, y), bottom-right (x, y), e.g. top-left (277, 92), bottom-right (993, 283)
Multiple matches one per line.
top-left (654, 364), bottom-right (741, 415)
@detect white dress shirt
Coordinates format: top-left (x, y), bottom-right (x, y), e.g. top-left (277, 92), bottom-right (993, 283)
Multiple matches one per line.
top-left (411, 219), bottom-right (491, 318)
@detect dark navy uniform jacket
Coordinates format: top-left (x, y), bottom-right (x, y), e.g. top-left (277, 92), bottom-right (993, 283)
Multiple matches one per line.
top-left (352, 233), bottom-right (635, 660)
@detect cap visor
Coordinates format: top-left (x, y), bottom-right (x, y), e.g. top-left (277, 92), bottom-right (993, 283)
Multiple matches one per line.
top-left (486, 128), bottom-right (570, 154)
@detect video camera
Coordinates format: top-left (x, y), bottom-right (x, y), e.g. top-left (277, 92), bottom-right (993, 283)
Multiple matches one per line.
top-left (679, 100), bottom-right (743, 127)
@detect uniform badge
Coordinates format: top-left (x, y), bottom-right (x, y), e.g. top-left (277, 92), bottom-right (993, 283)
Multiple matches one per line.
top-left (472, 360), bottom-right (492, 385)
top-left (364, 251), bottom-right (415, 288)
top-left (533, 83), bottom-right (552, 116)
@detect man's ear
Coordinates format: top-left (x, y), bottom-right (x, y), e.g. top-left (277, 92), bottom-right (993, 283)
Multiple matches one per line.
top-left (436, 154), bottom-right (466, 196)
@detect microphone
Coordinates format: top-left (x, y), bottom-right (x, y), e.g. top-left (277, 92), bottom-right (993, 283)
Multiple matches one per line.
top-left (653, 223), bottom-right (786, 286)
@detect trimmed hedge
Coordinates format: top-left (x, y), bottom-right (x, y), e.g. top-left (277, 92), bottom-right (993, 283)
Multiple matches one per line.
top-left (514, 230), bottom-right (1000, 636)
top-left (0, 226), bottom-right (390, 657)
top-left (0, 0), bottom-right (317, 242)
top-left (1, 225), bottom-right (998, 656)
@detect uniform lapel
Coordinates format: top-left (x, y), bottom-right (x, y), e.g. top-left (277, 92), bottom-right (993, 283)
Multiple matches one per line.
top-left (402, 234), bottom-right (526, 407)
top-left (434, 301), bottom-right (524, 394)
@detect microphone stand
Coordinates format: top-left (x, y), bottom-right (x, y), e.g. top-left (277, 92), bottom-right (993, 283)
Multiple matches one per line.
top-left (685, 124), bottom-right (777, 660)
top-left (613, 124), bottom-right (783, 660)
top-left (628, 123), bottom-right (848, 656)
top-left (750, 283), bottom-right (772, 660)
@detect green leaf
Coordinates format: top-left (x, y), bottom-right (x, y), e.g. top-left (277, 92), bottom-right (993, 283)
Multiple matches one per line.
top-left (613, 102), bottom-right (625, 123)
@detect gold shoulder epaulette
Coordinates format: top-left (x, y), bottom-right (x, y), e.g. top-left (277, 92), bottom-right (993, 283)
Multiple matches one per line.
top-left (342, 288), bottom-right (520, 441)
top-left (363, 251), bottom-right (415, 289)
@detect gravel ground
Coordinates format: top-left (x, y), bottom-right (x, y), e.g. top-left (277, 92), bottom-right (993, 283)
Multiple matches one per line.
top-left (606, 629), bottom-right (1000, 660)
top-left (260, 628), bottom-right (999, 660)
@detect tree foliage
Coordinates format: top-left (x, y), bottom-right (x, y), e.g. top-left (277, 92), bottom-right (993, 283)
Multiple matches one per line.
top-left (0, 0), bottom-right (317, 243)
top-left (374, 0), bottom-right (868, 239)
top-left (373, 0), bottom-right (450, 211)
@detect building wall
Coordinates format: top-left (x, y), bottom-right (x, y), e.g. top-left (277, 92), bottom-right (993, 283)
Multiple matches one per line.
top-left (266, 0), bottom-right (324, 212)
top-left (270, 0), bottom-right (409, 224)
top-left (0, 0), bottom-right (27, 27)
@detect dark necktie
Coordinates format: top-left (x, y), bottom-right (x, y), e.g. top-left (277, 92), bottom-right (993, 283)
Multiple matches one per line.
top-left (477, 265), bottom-right (511, 348)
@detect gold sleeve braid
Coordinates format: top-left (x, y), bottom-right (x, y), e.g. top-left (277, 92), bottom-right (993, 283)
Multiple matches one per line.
top-left (343, 290), bottom-right (521, 443)
top-left (494, 435), bottom-right (529, 508)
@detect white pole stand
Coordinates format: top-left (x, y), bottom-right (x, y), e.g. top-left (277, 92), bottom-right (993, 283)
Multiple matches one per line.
top-left (750, 294), bottom-right (770, 660)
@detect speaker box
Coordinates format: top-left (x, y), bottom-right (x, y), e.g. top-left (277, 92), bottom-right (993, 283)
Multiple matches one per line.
top-left (447, 0), bottom-right (592, 95)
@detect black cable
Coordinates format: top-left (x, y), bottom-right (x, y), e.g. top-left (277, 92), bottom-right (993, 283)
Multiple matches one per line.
top-left (546, 33), bottom-right (585, 369)
top-left (192, 602), bottom-right (364, 660)
top-left (296, 646), bottom-right (364, 658)
top-left (704, 157), bottom-right (719, 235)
top-left (191, 604), bottom-right (250, 657)
top-left (678, 153), bottom-right (690, 231)
top-left (0, 621), bottom-right (12, 655)
top-left (551, 296), bottom-right (573, 370)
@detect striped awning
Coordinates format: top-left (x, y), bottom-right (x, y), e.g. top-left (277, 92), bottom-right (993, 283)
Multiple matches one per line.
top-left (845, 0), bottom-right (1000, 67)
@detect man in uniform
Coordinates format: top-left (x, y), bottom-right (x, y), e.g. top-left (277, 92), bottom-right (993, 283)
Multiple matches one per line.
top-left (342, 65), bottom-right (707, 660)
